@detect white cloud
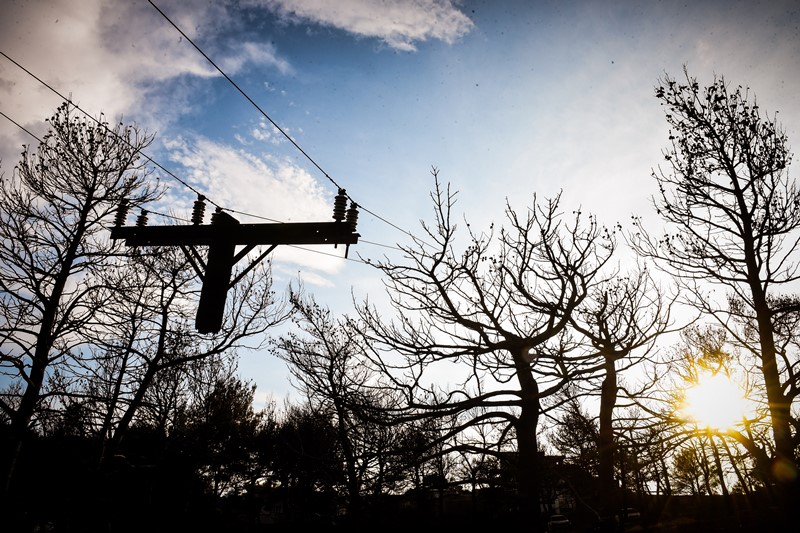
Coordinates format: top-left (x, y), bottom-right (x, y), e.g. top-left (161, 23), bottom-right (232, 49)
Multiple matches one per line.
top-left (161, 134), bottom-right (351, 284)
top-left (220, 42), bottom-right (293, 75)
top-left (163, 134), bottom-right (328, 219)
top-left (0, 0), bottom-right (350, 286)
top-left (0, 0), bottom-right (293, 165)
top-left (250, 119), bottom-right (286, 144)
top-left (253, 0), bottom-right (474, 51)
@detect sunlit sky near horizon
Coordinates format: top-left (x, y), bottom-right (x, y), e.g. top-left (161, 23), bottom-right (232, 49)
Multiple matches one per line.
top-left (2, 0), bottom-right (799, 406)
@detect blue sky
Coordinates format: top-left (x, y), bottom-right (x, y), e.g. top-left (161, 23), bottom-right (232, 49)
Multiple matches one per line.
top-left (2, 0), bottom-right (800, 404)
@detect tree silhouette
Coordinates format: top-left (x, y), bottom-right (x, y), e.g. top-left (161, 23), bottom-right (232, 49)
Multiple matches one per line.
top-left (173, 366), bottom-right (265, 497)
top-left (274, 289), bottom-right (442, 523)
top-left (632, 69), bottom-right (800, 513)
top-left (549, 388), bottom-right (599, 478)
top-left (274, 290), bottom-right (381, 520)
top-left (569, 265), bottom-right (676, 512)
top-left (272, 402), bottom-right (344, 522)
top-left (0, 103), bottom-right (161, 504)
top-left (357, 169), bottom-right (614, 525)
top-left (83, 248), bottom-right (290, 463)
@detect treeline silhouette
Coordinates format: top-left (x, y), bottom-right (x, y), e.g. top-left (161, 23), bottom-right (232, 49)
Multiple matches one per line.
top-left (3, 70), bottom-right (800, 532)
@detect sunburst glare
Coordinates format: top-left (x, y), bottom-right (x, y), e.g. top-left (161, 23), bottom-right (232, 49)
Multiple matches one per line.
top-left (679, 371), bottom-right (752, 431)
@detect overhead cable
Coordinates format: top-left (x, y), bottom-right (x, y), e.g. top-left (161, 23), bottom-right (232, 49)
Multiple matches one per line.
top-left (0, 49), bottom-right (221, 212)
top-left (146, 0), bottom-right (428, 247)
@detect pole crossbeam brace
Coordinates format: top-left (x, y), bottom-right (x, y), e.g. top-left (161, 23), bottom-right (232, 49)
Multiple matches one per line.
top-left (110, 221), bottom-right (360, 247)
top-left (110, 210), bottom-right (359, 334)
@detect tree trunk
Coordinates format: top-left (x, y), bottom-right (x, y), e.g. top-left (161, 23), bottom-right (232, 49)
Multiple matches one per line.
top-left (102, 311), bottom-right (170, 463)
top-left (3, 202), bottom-right (89, 498)
top-left (335, 399), bottom-right (362, 520)
top-left (597, 355), bottom-right (617, 512)
top-left (516, 353), bottom-right (541, 527)
top-left (709, 435), bottom-right (729, 497)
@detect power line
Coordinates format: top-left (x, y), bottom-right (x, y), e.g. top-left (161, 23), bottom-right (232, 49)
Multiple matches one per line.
top-left (0, 109), bottom-right (42, 144)
top-left (2, 106), bottom-right (399, 264)
top-left (0, 50), bottom-right (291, 227)
top-left (0, 46), bottom-right (405, 247)
top-left (147, 0), bottom-right (338, 191)
top-left (0, 49), bottom-right (221, 211)
top-left (0, 49), bottom-right (285, 225)
top-left (1, 104), bottom-right (402, 260)
top-left (146, 0), bottom-right (428, 247)
top-left (2, 107), bottom-right (403, 259)
top-left (1, 26), bottom-right (421, 255)
top-left (2, 106), bottom-right (402, 260)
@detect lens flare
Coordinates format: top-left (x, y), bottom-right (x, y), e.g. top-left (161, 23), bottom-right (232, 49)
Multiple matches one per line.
top-left (679, 371), bottom-right (749, 431)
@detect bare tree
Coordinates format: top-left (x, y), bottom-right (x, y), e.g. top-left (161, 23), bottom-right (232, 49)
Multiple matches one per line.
top-left (656, 326), bottom-right (773, 498)
top-left (272, 290), bottom-right (381, 519)
top-left (568, 264), bottom-right (676, 511)
top-left (671, 446), bottom-right (707, 496)
top-left (0, 103), bottom-right (161, 498)
top-left (631, 69), bottom-right (800, 507)
top-left (357, 170), bottom-right (614, 523)
top-left (272, 289), bottom-right (437, 522)
top-left (83, 248), bottom-right (291, 463)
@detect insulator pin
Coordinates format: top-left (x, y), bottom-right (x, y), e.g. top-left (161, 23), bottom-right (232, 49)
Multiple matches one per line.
top-left (135, 209), bottom-right (149, 227)
top-left (333, 188), bottom-right (347, 222)
top-left (114, 199), bottom-right (130, 227)
top-left (211, 207), bottom-right (224, 225)
top-left (191, 195), bottom-right (207, 225)
top-left (346, 202), bottom-right (359, 232)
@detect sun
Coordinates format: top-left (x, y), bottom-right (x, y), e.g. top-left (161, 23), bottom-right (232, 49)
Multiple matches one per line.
top-left (678, 371), bottom-right (751, 431)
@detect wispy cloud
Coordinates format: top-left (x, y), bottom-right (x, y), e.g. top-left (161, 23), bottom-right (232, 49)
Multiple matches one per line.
top-left (252, 0), bottom-right (474, 51)
top-left (220, 42), bottom-right (293, 75)
top-left (0, 0), bottom-right (294, 163)
top-left (163, 134), bottom-right (330, 221)
top-left (161, 133), bottom-right (350, 283)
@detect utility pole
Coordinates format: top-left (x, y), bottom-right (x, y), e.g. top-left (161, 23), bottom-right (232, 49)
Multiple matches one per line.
top-left (110, 190), bottom-right (359, 333)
